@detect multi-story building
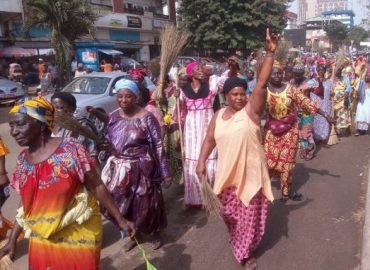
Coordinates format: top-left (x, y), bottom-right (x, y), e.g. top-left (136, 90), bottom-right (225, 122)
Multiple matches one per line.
top-left (298, 0), bottom-right (317, 26)
top-left (322, 9), bottom-right (355, 27)
top-left (0, 0), bottom-right (176, 63)
top-left (316, 0), bottom-right (348, 15)
top-left (285, 11), bottom-right (298, 30)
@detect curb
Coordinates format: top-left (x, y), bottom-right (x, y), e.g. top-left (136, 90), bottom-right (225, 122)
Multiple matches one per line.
top-left (361, 159), bottom-right (370, 270)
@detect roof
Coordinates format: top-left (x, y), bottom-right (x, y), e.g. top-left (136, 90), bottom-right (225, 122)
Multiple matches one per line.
top-left (83, 72), bottom-right (129, 79)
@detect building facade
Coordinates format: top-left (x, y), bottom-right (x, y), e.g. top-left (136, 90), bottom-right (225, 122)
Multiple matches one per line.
top-left (0, 0), bottom-right (176, 62)
top-left (316, 0), bottom-right (348, 15)
top-left (298, 0), bottom-right (317, 26)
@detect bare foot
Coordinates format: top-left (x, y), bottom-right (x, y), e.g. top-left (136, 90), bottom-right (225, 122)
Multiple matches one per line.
top-left (245, 259), bottom-right (257, 270)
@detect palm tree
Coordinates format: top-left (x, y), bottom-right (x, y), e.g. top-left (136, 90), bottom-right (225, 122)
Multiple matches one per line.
top-left (24, 0), bottom-right (96, 83)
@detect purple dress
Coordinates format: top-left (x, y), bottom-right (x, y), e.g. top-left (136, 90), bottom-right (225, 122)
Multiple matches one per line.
top-left (101, 109), bottom-right (170, 234)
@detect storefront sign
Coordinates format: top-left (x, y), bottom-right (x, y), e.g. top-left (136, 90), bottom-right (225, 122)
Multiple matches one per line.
top-left (153, 19), bottom-right (172, 28)
top-left (109, 19), bottom-right (123, 27)
top-left (127, 16), bottom-right (142, 28)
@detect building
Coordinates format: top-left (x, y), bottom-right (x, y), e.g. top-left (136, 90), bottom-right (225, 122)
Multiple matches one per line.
top-left (298, 0), bottom-right (317, 26)
top-left (316, 0), bottom-right (348, 15)
top-left (285, 11), bottom-right (298, 30)
top-left (0, 0), bottom-right (176, 63)
top-left (322, 9), bottom-right (355, 27)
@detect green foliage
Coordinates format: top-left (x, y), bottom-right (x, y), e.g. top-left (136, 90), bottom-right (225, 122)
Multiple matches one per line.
top-left (178, 0), bottom-right (290, 52)
top-left (323, 21), bottom-right (348, 50)
top-left (347, 26), bottom-right (369, 47)
top-left (24, 0), bottom-right (97, 81)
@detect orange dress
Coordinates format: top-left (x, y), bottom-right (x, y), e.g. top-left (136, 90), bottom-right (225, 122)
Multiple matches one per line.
top-left (0, 137), bottom-right (9, 156)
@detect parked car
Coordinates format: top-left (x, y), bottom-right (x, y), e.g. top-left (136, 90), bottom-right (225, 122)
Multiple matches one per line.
top-left (0, 76), bottom-right (25, 105)
top-left (60, 72), bottom-right (131, 132)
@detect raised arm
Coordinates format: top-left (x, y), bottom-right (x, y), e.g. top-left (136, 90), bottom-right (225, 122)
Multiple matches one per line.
top-left (247, 29), bottom-right (279, 120)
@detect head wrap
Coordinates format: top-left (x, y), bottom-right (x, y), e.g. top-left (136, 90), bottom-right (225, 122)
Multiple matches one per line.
top-left (129, 68), bottom-right (146, 81)
top-left (273, 60), bottom-right (283, 70)
top-left (9, 97), bottom-right (54, 128)
top-left (223, 77), bottom-right (248, 94)
top-left (292, 63), bottom-right (305, 74)
top-left (114, 79), bottom-right (140, 97)
top-left (186, 62), bottom-right (199, 79)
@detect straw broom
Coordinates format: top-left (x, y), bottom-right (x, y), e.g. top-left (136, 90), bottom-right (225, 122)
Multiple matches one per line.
top-left (200, 175), bottom-right (223, 219)
top-left (54, 112), bottom-right (103, 144)
top-left (327, 124), bottom-right (339, 146)
top-left (155, 25), bottom-right (191, 100)
top-left (0, 239), bottom-right (16, 270)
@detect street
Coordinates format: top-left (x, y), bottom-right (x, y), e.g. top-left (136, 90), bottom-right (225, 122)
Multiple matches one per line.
top-left (0, 103), bottom-right (368, 269)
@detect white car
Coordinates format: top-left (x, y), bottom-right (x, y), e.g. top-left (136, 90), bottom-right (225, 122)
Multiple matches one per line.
top-left (0, 76), bottom-right (25, 105)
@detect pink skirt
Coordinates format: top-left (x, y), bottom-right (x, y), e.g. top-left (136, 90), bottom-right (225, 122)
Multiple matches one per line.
top-left (218, 187), bottom-right (269, 263)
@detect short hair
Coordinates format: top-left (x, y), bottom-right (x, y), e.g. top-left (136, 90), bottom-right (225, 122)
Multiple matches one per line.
top-left (51, 92), bottom-right (77, 111)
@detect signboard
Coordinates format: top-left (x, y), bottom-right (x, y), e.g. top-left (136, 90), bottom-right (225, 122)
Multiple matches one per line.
top-left (153, 19), bottom-right (172, 28)
top-left (109, 19), bottom-right (123, 27)
top-left (81, 50), bottom-right (97, 64)
top-left (127, 16), bottom-right (142, 28)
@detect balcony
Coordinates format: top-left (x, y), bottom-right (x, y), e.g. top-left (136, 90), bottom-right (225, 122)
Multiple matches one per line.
top-left (0, 0), bottom-right (22, 13)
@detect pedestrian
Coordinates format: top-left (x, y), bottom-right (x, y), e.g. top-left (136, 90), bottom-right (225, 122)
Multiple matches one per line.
top-left (101, 60), bottom-right (112, 73)
top-left (51, 92), bottom-right (100, 172)
top-left (100, 79), bottom-right (171, 251)
top-left (264, 61), bottom-right (332, 201)
top-left (1, 97), bottom-right (135, 269)
top-left (39, 65), bottom-right (53, 96)
top-left (37, 58), bottom-right (45, 81)
top-left (291, 63), bottom-right (319, 160)
top-left (312, 65), bottom-right (333, 143)
top-left (74, 63), bottom-right (86, 78)
top-left (175, 62), bottom-right (218, 208)
top-left (355, 72), bottom-right (370, 135)
top-left (196, 29), bottom-right (277, 270)
top-left (246, 69), bottom-right (256, 96)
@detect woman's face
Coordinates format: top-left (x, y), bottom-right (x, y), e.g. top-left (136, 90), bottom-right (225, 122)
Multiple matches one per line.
top-left (192, 65), bottom-right (205, 81)
top-left (117, 89), bottom-right (137, 111)
top-left (51, 98), bottom-right (74, 115)
top-left (270, 67), bottom-right (283, 86)
top-left (226, 87), bottom-right (247, 111)
top-left (317, 67), bottom-right (326, 78)
top-left (9, 113), bottom-right (43, 147)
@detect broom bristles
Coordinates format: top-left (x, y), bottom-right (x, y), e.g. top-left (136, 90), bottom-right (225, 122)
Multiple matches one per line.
top-left (327, 124), bottom-right (339, 146)
top-left (156, 25), bottom-right (191, 100)
top-left (54, 113), bottom-right (102, 144)
top-left (200, 175), bottom-right (223, 219)
top-left (0, 240), bottom-right (16, 270)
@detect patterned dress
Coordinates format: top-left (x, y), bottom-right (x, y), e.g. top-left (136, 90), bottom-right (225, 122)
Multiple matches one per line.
top-left (12, 138), bottom-right (102, 269)
top-left (333, 79), bottom-right (351, 130)
top-left (181, 84), bottom-right (217, 206)
top-left (101, 109), bottom-right (169, 233)
top-left (312, 80), bottom-right (333, 141)
top-left (264, 84), bottom-right (318, 197)
top-left (0, 137), bottom-right (9, 156)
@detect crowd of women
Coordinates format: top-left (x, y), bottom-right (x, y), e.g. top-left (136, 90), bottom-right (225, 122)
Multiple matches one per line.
top-left (0, 29), bottom-right (369, 270)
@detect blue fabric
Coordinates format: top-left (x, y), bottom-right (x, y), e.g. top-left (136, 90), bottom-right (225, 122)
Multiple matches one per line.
top-left (114, 79), bottom-right (140, 97)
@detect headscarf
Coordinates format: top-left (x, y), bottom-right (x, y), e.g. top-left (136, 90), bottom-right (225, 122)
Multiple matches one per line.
top-left (273, 60), bottom-right (283, 70)
top-left (292, 63), bottom-right (305, 74)
top-left (223, 77), bottom-right (248, 94)
top-left (114, 79), bottom-right (140, 97)
top-left (9, 96), bottom-right (54, 128)
top-left (129, 68), bottom-right (146, 82)
top-left (186, 62), bottom-right (199, 79)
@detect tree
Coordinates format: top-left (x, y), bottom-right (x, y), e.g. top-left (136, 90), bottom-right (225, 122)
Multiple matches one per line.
top-left (177, 0), bottom-right (290, 52)
top-left (24, 0), bottom-right (97, 82)
top-left (323, 20), bottom-right (348, 50)
top-left (347, 26), bottom-right (369, 47)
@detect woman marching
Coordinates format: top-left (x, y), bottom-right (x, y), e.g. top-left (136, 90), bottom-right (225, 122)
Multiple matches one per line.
top-left (264, 62), bottom-right (332, 201)
top-left (176, 62), bottom-right (218, 208)
top-left (100, 79), bottom-right (171, 251)
top-left (196, 29), bottom-right (277, 270)
top-left (1, 97), bottom-right (135, 269)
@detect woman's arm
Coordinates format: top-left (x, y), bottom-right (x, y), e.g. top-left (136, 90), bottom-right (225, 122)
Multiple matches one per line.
top-left (84, 170), bottom-right (135, 236)
top-left (247, 29), bottom-right (279, 123)
top-left (196, 112), bottom-right (218, 179)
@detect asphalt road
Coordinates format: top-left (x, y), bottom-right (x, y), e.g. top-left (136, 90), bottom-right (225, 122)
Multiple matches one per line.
top-left (0, 117), bottom-right (369, 270)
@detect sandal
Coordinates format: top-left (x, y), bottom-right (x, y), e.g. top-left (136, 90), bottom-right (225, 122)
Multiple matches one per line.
top-left (290, 192), bottom-right (303, 201)
top-left (152, 238), bottom-right (163, 250)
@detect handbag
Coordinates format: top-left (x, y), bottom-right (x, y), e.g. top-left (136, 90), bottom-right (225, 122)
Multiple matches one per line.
top-left (266, 113), bottom-right (297, 136)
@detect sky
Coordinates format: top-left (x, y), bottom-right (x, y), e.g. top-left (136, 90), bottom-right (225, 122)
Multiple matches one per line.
top-left (288, 0), bottom-right (365, 25)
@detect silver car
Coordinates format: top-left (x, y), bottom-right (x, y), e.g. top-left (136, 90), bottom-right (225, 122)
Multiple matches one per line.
top-left (0, 76), bottom-right (25, 105)
top-left (61, 72), bottom-right (131, 131)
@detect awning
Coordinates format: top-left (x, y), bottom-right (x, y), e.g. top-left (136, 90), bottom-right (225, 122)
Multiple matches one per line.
top-left (98, 49), bottom-right (123, 56)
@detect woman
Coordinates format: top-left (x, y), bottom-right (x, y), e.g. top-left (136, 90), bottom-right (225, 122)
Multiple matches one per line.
top-left (177, 62), bottom-right (218, 207)
top-left (51, 92), bottom-right (100, 172)
top-left (332, 64), bottom-right (352, 136)
top-left (264, 62), bottom-right (332, 201)
top-left (312, 65), bottom-right (333, 143)
top-left (1, 97), bottom-right (134, 269)
top-left (39, 65), bottom-right (52, 96)
top-left (100, 79), bottom-right (171, 251)
top-left (196, 29), bottom-right (277, 270)
top-left (355, 73), bottom-right (370, 135)
top-left (0, 137), bottom-right (10, 221)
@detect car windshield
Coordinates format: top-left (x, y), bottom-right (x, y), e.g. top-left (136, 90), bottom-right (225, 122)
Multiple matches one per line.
top-left (62, 77), bottom-right (110, 94)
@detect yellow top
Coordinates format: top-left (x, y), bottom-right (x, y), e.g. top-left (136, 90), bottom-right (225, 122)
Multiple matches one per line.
top-left (213, 108), bottom-right (274, 206)
top-left (0, 138), bottom-right (9, 156)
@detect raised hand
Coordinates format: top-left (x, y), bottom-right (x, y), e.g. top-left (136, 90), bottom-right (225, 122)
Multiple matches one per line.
top-left (265, 28), bottom-right (280, 54)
